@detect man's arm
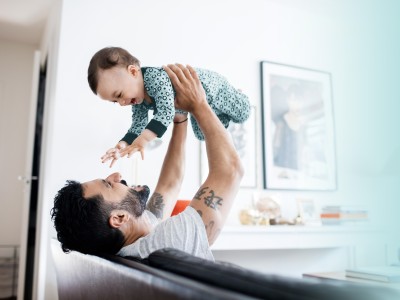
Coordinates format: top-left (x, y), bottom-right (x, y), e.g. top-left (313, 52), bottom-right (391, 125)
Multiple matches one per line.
top-left (163, 64), bottom-right (244, 245)
top-left (146, 113), bottom-right (188, 220)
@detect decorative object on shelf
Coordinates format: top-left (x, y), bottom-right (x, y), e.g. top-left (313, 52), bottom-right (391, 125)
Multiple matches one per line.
top-left (293, 214), bottom-right (304, 225)
top-left (239, 191), bottom-right (316, 226)
top-left (201, 105), bottom-right (257, 188)
top-left (260, 61), bottom-right (336, 190)
top-left (254, 194), bottom-right (281, 225)
top-left (239, 208), bottom-right (265, 226)
top-left (297, 198), bottom-right (321, 226)
top-left (238, 191), bottom-right (279, 226)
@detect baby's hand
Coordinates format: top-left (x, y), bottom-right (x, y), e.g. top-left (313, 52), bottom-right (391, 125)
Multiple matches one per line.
top-left (119, 131), bottom-right (154, 161)
top-left (101, 148), bottom-right (120, 167)
top-left (120, 139), bottom-right (146, 160)
top-left (101, 141), bottom-right (127, 168)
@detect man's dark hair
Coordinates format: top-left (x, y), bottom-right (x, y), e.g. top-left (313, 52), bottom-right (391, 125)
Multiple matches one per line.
top-left (50, 180), bottom-right (125, 255)
top-left (87, 46), bottom-right (141, 95)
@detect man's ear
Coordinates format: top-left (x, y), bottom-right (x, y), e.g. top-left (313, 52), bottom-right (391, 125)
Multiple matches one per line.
top-left (109, 210), bottom-right (129, 229)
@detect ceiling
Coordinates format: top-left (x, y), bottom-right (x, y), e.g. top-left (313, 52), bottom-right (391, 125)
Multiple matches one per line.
top-left (0, 0), bottom-right (348, 47)
top-left (0, 0), bottom-right (376, 47)
top-left (0, 0), bottom-right (53, 45)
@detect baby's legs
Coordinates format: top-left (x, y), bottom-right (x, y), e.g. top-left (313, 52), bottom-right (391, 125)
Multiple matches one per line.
top-left (211, 84), bottom-right (251, 124)
top-left (189, 85), bottom-right (251, 141)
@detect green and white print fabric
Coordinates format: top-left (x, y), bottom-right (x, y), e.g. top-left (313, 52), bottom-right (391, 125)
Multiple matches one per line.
top-left (123, 67), bottom-right (250, 143)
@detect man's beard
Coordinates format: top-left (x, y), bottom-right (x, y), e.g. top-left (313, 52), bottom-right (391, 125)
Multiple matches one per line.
top-left (118, 185), bottom-right (150, 218)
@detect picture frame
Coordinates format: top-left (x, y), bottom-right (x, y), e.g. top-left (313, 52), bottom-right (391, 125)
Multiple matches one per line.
top-left (297, 198), bottom-right (321, 225)
top-left (200, 105), bottom-right (257, 188)
top-left (260, 61), bottom-right (337, 190)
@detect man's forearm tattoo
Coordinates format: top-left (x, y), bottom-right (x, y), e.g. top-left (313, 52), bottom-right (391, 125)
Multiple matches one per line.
top-left (194, 187), bottom-right (223, 210)
top-left (194, 187), bottom-right (208, 200)
top-left (195, 209), bottom-right (221, 242)
top-left (147, 192), bottom-right (165, 219)
top-left (205, 220), bottom-right (221, 242)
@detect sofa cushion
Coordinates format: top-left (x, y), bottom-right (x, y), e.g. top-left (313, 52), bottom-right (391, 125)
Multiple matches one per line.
top-left (148, 248), bottom-right (399, 300)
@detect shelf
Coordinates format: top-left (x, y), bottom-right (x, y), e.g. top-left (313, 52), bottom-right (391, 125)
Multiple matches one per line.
top-left (211, 225), bottom-right (384, 251)
top-left (220, 224), bottom-right (371, 233)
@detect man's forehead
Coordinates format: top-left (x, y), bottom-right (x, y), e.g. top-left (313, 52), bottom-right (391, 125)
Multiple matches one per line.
top-left (82, 179), bottom-right (106, 198)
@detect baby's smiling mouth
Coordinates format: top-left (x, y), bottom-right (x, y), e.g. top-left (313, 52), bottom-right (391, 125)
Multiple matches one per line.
top-left (130, 98), bottom-right (137, 105)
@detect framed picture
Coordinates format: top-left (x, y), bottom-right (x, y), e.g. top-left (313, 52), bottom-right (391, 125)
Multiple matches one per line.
top-left (260, 61), bottom-right (337, 190)
top-left (200, 105), bottom-right (257, 188)
top-left (297, 198), bottom-right (321, 225)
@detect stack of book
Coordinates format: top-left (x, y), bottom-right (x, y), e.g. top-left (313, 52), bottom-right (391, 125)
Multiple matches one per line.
top-left (320, 205), bottom-right (368, 225)
top-left (346, 266), bottom-right (400, 282)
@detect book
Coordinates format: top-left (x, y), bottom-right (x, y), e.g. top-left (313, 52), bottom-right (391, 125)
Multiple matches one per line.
top-left (320, 205), bottom-right (369, 225)
top-left (345, 266), bottom-right (400, 282)
top-left (320, 213), bottom-right (368, 219)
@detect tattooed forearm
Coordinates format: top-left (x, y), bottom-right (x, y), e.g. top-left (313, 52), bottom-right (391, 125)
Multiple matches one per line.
top-left (194, 187), bottom-right (208, 200)
top-left (204, 190), bottom-right (223, 210)
top-left (196, 210), bottom-right (221, 242)
top-left (194, 187), bottom-right (223, 210)
top-left (205, 220), bottom-right (221, 243)
top-left (146, 192), bottom-right (165, 219)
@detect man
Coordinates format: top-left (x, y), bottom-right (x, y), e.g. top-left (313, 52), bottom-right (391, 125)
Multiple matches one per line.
top-left (51, 64), bottom-right (244, 260)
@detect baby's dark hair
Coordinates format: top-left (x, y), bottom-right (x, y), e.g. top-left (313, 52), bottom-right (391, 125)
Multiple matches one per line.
top-left (87, 47), bottom-right (140, 95)
top-left (50, 180), bottom-right (125, 255)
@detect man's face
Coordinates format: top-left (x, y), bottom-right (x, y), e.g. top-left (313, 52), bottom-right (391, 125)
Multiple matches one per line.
top-left (96, 65), bottom-right (145, 106)
top-left (82, 172), bottom-right (150, 217)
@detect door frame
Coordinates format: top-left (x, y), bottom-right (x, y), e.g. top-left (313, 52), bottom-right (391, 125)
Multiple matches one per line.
top-left (17, 50), bottom-right (41, 300)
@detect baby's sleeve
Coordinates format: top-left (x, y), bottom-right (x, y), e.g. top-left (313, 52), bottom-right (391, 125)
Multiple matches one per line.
top-left (120, 104), bottom-right (149, 144)
top-left (143, 68), bottom-right (176, 138)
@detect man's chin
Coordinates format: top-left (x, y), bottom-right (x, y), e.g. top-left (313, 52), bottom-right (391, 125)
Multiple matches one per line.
top-left (137, 185), bottom-right (150, 209)
top-left (142, 185), bottom-right (150, 199)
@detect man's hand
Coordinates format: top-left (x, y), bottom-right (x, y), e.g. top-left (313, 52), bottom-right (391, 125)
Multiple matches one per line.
top-left (163, 64), bottom-right (207, 114)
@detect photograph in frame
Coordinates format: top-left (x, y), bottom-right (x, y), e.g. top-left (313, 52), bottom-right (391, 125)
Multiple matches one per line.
top-left (261, 61), bottom-right (336, 190)
top-left (297, 198), bottom-right (321, 226)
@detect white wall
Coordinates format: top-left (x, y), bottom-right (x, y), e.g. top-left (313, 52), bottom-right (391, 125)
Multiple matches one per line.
top-left (0, 40), bottom-right (36, 245)
top-left (43, 0), bottom-right (368, 218)
top-left (39, 0), bottom-right (400, 298)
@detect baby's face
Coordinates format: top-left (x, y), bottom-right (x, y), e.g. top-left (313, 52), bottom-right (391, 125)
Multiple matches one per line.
top-left (97, 65), bottom-right (145, 106)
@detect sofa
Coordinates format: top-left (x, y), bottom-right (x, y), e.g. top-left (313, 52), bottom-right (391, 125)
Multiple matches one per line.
top-left (51, 239), bottom-right (399, 300)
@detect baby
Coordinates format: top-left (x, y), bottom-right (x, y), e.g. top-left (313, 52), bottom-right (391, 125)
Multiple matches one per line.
top-left (87, 47), bottom-right (250, 167)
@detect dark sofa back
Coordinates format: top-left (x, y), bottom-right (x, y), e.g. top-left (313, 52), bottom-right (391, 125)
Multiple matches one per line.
top-left (148, 248), bottom-right (400, 300)
top-left (50, 239), bottom-right (255, 300)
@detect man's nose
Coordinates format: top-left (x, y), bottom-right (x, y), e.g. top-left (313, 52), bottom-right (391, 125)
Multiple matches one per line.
top-left (107, 172), bottom-right (122, 182)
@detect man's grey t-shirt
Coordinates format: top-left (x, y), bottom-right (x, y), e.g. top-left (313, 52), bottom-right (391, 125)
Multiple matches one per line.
top-left (117, 206), bottom-right (214, 261)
